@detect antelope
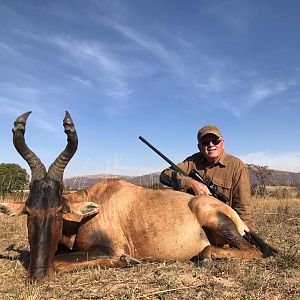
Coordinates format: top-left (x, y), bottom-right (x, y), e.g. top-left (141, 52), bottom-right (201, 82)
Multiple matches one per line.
top-left (0, 112), bottom-right (277, 283)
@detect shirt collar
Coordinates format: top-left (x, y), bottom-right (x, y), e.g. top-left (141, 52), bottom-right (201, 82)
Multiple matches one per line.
top-left (200, 150), bottom-right (227, 167)
top-left (218, 151), bottom-right (227, 166)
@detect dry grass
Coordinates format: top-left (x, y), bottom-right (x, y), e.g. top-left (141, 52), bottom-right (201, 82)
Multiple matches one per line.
top-left (0, 197), bottom-right (299, 300)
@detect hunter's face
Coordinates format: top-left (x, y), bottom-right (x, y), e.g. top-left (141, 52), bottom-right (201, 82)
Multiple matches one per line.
top-left (198, 133), bottom-right (224, 164)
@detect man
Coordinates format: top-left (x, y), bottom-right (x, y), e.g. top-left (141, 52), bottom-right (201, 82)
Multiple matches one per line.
top-left (160, 125), bottom-right (256, 231)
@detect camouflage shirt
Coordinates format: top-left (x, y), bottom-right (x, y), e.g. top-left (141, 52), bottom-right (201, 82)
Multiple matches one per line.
top-left (160, 151), bottom-right (256, 231)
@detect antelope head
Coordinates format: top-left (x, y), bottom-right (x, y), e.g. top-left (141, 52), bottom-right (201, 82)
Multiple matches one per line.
top-left (12, 111), bottom-right (78, 283)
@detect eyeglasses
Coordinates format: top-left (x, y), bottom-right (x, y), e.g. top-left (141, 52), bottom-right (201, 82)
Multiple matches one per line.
top-left (200, 138), bottom-right (223, 147)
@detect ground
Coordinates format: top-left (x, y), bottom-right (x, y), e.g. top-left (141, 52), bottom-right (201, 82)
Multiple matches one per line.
top-left (0, 197), bottom-right (299, 300)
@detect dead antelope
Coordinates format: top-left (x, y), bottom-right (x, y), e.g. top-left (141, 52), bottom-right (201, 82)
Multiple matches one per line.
top-left (0, 112), bottom-right (277, 283)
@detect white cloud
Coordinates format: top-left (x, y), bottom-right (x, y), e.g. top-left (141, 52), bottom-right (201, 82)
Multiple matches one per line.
top-left (195, 74), bottom-right (241, 95)
top-left (49, 35), bottom-right (132, 99)
top-left (0, 96), bottom-right (39, 116)
top-left (0, 83), bottom-right (47, 120)
top-left (219, 100), bottom-right (241, 118)
top-left (69, 75), bottom-right (91, 86)
top-left (217, 77), bottom-right (297, 118)
top-left (0, 95), bottom-right (58, 133)
top-left (0, 97), bottom-right (22, 115)
top-left (0, 42), bottom-right (19, 55)
top-left (240, 152), bottom-right (300, 173)
top-left (98, 18), bottom-right (186, 76)
top-left (35, 119), bottom-right (57, 132)
top-left (248, 80), bottom-right (288, 107)
top-left (1, 82), bottom-right (42, 98)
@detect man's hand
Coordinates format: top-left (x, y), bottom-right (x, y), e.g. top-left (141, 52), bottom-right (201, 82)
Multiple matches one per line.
top-left (187, 179), bottom-right (212, 196)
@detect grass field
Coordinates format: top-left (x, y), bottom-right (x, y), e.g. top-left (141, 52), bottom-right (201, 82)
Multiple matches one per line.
top-left (0, 197), bottom-right (299, 300)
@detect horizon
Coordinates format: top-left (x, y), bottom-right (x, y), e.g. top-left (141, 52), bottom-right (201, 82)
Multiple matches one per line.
top-left (63, 166), bottom-right (300, 180)
top-left (1, 1), bottom-right (300, 177)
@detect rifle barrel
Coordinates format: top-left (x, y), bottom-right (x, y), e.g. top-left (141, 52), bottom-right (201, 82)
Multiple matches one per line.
top-left (138, 136), bottom-right (188, 176)
top-left (138, 135), bottom-right (229, 203)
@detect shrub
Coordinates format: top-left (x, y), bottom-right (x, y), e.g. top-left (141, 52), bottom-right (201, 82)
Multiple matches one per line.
top-left (0, 163), bottom-right (29, 196)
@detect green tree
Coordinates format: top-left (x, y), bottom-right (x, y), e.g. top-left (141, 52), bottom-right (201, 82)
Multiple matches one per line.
top-left (0, 163), bottom-right (29, 196)
top-left (247, 164), bottom-right (273, 198)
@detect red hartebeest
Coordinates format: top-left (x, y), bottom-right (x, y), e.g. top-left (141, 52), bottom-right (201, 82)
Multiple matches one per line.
top-left (0, 112), bottom-right (277, 283)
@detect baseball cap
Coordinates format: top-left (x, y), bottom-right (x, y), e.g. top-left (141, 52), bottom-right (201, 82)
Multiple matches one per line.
top-left (197, 125), bottom-right (222, 142)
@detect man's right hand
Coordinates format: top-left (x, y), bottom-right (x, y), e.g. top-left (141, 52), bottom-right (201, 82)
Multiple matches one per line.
top-left (187, 179), bottom-right (212, 196)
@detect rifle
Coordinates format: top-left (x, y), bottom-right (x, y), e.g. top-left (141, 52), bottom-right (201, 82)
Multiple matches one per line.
top-left (138, 136), bottom-right (229, 204)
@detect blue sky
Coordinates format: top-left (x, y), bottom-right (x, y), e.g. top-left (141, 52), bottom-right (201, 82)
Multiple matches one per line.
top-left (0, 0), bottom-right (300, 178)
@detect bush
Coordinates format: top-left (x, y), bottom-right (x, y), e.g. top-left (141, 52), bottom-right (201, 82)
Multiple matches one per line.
top-left (248, 164), bottom-right (273, 198)
top-left (0, 163), bottom-right (29, 196)
top-left (146, 183), bottom-right (165, 189)
top-left (269, 187), bottom-right (293, 199)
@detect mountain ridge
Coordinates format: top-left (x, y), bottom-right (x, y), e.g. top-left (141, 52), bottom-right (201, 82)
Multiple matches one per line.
top-left (64, 169), bottom-right (300, 190)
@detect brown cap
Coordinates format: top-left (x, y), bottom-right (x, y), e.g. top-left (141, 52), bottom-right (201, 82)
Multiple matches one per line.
top-left (197, 125), bottom-right (222, 142)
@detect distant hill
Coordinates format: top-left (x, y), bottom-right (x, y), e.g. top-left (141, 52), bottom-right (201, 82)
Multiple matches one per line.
top-left (64, 174), bottom-right (135, 190)
top-left (247, 168), bottom-right (300, 186)
top-left (64, 172), bottom-right (162, 190)
top-left (64, 168), bottom-right (300, 190)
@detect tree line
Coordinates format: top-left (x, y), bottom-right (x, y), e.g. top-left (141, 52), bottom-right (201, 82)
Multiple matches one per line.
top-left (0, 163), bottom-right (29, 197)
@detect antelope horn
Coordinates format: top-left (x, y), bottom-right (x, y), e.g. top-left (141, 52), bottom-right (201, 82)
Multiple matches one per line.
top-left (48, 111), bottom-right (78, 181)
top-left (12, 111), bottom-right (47, 181)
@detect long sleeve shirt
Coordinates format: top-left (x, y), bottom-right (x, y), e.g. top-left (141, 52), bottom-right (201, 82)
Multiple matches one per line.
top-left (160, 151), bottom-right (256, 231)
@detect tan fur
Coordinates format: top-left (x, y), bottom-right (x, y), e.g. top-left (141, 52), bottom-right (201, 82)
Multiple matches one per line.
top-left (54, 179), bottom-right (263, 269)
top-left (1, 179), bottom-right (270, 276)
top-left (63, 180), bottom-right (206, 260)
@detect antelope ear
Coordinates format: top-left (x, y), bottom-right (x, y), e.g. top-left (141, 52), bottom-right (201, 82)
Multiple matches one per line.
top-left (63, 201), bottom-right (99, 222)
top-left (0, 202), bottom-right (26, 216)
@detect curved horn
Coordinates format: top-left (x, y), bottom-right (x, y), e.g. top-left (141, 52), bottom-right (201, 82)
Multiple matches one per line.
top-left (12, 111), bottom-right (47, 181)
top-left (48, 111), bottom-right (78, 181)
